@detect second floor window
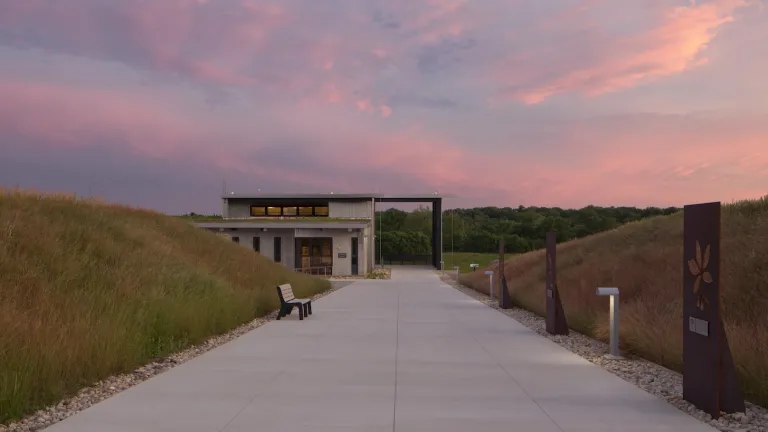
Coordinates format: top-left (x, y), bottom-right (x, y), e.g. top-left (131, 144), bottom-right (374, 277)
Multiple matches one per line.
top-left (250, 205), bottom-right (330, 217)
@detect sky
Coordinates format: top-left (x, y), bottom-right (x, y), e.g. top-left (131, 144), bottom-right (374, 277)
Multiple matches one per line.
top-left (0, 0), bottom-right (767, 214)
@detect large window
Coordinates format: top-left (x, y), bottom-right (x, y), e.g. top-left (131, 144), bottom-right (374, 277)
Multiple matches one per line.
top-left (249, 204), bottom-right (330, 218)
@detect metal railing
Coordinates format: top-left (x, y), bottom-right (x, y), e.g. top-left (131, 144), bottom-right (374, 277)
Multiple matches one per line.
top-left (294, 266), bottom-right (333, 277)
top-left (381, 254), bottom-right (431, 265)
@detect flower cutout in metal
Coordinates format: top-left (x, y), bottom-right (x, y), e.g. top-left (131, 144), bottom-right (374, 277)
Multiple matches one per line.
top-left (688, 241), bottom-right (713, 310)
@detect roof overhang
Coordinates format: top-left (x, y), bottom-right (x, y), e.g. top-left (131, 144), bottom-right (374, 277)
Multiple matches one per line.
top-left (193, 220), bottom-right (371, 230)
top-left (222, 193), bottom-right (454, 202)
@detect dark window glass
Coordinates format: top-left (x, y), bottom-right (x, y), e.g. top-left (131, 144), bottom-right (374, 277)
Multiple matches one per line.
top-left (252, 237), bottom-right (260, 252)
top-left (231, 236), bottom-right (240, 243)
top-left (282, 206), bottom-right (298, 216)
top-left (250, 206), bottom-right (267, 216)
top-left (274, 237), bottom-right (282, 263)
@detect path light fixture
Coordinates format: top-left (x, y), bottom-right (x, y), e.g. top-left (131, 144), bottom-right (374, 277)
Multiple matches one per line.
top-left (596, 287), bottom-right (622, 359)
top-left (440, 260), bottom-right (444, 274)
top-left (484, 270), bottom-right (494, 299)
top-left (453, 265), bottom-right (460, 279)
top-left (470, 263), bottom-right (479, 271)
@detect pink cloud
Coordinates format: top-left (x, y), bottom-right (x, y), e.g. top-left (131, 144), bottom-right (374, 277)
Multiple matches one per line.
top-left (0, 0), bottom-right (469, 113)
top-left (0, 78), bottom-right (205, 158)
top-left (2, 1), bottom-right (767, 209)
top-left (493, 0), bottom-right (753, 104)
top-left (0, 0), bottom-right (288, 86)
top-left (2, 74), bottom-right (767, 208)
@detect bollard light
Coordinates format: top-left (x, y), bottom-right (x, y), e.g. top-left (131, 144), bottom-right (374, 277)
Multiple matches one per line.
top-left (453, 265), bottom-right (460, 279)
top-left (484, 270), bottom-right (494, 299)
top-left (440, 260), bottom-right (444, 274)
top-left (470, 263), bottom-right (479, 272)
top-left (596, 287), bottom-right (622, 359)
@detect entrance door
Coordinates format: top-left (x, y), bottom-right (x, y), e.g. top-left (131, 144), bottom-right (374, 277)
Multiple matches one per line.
top-left (294, 237), bottom-right (333, 275)
top-left (351, 237), bottom-right (359, 275)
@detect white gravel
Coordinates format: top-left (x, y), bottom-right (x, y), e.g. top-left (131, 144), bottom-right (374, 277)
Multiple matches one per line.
top-left (0, 282), bottom-right (350, 432)
top-left (439, 272), bottom-right (768, 432)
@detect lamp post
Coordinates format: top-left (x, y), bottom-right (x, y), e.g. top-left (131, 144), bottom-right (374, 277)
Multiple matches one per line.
top-left (596, 287), bottom-right (622, 359)
top-left (485, 270), bottom-right (494, 299)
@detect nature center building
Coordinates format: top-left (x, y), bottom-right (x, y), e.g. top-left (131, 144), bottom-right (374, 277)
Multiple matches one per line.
top-left (193, 193), bottom-right (444, 277)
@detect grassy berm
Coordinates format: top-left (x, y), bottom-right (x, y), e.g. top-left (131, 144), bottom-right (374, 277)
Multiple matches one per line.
top-left (0, 191), bottom-right (330, 423)
top-left (461, 196), bottom-right (768, 406)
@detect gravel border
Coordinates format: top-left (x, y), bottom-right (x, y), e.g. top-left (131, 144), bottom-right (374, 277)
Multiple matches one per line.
top-left (0, 281), bottom-right (353, 432)
top-left (439, 272), bottom-right (768, 432)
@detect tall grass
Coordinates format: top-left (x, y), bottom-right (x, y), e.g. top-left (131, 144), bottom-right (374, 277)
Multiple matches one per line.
top-left (461, 196), bottom-right (768, 406)
top-left (0, 190), bottom-right (330, 423)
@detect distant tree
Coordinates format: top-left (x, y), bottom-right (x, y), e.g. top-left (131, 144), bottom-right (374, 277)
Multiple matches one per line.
top-left (375, 204), bottom-right (679, 254)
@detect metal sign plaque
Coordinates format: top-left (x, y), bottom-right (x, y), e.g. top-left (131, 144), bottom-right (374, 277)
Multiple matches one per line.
top-left (545, 232), bottom-right (569, 335)
top-left (688, 316), bottom-right (710, 337)
top-left (682, 201), bottom-right (744, 418)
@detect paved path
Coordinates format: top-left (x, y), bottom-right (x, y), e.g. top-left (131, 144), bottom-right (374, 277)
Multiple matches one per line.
top-left (46, 267), bottom-right (716, 432)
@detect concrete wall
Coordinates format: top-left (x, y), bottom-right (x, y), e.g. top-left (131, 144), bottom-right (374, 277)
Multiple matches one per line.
top-left (362, 226), bottom-right (370, 273)
top-left (214, 227), bottom-right (370, 276)
top-left (215, 228), bottom-right (295, 266)
top-left (225, 199), bottom-right (252, 218)
top-left (328, 200), bottom-right (373, 218)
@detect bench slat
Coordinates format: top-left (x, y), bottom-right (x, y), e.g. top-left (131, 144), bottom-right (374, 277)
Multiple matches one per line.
top-left (279, 284), bottom-right (295, 301)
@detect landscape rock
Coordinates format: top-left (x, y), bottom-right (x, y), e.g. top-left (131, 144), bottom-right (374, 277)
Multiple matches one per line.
top-left (440, 272), bottom-right (768, 432)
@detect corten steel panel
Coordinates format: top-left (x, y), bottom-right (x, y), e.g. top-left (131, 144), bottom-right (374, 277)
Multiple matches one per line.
top-left (545, 232), bottom-right (569, 335)
top-left (682, 202), bottom-right (744, 419)
top-left (498, 238), bottom-right (512, 309)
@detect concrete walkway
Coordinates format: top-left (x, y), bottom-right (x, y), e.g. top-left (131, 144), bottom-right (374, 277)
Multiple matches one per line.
top-left (46, 267), bottom-right (716, 432)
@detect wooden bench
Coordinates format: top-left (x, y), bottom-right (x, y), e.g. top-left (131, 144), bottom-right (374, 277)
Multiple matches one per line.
top-left (276, 284), bottom-right (312, 320)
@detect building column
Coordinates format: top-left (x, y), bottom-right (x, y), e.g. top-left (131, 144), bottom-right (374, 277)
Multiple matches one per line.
top-left (432, 199), bottom-right (442, 269)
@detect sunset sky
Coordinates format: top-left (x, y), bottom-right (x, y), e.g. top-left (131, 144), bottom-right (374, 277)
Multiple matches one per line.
top-left (1, 0), bottom-right (767, 213)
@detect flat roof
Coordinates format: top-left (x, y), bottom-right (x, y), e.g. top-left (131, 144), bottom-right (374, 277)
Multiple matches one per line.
top-left (223, 193), bottom-right (452, 201)
top-left (193, 220), bottom-right (371, 230)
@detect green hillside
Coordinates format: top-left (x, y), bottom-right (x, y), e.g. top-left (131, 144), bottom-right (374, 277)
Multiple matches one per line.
top-left (461, 196), bottom-right (768, 406)
top-left (0, 190), bottom-right (330, 423)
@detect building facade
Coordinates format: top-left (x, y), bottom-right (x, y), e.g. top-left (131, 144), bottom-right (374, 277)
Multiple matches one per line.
top-left (194, 193), bottom-right (377, 276)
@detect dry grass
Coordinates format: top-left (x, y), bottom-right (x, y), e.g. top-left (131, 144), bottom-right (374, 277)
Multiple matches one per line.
top-left (461, 196), bottom-right (768, 406)
top-left (0, 189), bottom-right (330, 423)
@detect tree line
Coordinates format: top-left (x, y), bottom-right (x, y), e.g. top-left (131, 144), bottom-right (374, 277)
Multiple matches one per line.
top-left (375, 205), bottom-right (680, 256)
